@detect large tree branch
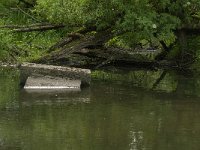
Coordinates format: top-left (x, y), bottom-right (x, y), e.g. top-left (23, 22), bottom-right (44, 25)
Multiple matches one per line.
top-left (0, 24), bottom-right (65, 32)
top-left (48, 33), bottom-right (84, 52)
top-left (14, 24), bottom-right (65, 32)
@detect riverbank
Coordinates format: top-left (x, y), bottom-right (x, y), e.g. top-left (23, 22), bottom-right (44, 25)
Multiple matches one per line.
top-left (1, 1), bottom-right (200, 71)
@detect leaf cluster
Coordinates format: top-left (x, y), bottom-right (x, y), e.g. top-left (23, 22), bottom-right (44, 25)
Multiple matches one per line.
top-left (34, 0), bottom-right (200, 48)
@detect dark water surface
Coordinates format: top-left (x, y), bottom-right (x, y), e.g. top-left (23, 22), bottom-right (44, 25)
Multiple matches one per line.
top-left (0, 67), bottom-right (200, 150)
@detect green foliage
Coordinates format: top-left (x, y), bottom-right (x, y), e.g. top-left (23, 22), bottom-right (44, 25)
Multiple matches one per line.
top-left (188, 35), bottom-right (200, 68)
top-left (0, 30), bottom-right (13, 61)
top-left (0, 0), bottom-right (17, 8)
top-left (0, 0), bottom-right (200, 62)
top-left (0, 0), bottom-right (66, 62)
top-left (35, 0), bottom-right (86, 26)
top-left (34, 0), bottom-right (200, 48)
top-left (12, 30), bottom-right (62, 62)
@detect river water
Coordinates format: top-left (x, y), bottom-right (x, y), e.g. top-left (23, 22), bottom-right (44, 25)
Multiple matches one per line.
top-left (0, 67), bottom-right (200, 150)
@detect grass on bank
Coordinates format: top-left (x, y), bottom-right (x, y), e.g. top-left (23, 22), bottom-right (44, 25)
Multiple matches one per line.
top-left (0, 1), bottom-right (70, 62)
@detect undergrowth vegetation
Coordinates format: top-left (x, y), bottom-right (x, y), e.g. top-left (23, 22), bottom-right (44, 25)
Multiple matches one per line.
top-left (0, 0), bottom-right (66, 62)
top-left (0, 0), bottom-right (200, 66)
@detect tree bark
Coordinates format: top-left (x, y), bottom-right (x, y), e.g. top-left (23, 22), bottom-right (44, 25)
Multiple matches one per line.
top-left (48, 33), bottom-right (84, 52)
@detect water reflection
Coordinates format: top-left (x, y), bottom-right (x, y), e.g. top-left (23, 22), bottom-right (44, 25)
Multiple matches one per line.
top-left (0, 67), bottom-right (20, 110)
top-left (0, 68), bottom-right (200, 150)
top-left (20, 88), bottom-right (90, 106)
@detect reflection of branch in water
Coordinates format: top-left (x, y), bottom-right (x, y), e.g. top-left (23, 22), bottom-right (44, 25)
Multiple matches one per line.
top-left (152, 71), bottom-right (167, 90)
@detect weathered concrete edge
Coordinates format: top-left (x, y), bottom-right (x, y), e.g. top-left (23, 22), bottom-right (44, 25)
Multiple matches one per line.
top-left (24, 75), bottom-right (82, 90)
top-left (0, 62), bottom-right (91, 86)
top-left (20, 62), bottom-right (91, 86)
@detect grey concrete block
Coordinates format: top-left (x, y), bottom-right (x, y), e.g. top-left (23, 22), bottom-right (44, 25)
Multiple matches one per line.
top-left (24, 76), bottom-right (81, 90)
top-left (20, 62), bottom-right (91, 86)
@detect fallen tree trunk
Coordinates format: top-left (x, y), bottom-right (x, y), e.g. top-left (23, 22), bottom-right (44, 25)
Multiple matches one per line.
top-left (36, 39), bottom-right (161, 69)
top-left (48, 33), bottom-right (84, 52)
top-left (34, 30), bottom-right (180, 69)
top-left (37, 30), bottom-right (112, 65)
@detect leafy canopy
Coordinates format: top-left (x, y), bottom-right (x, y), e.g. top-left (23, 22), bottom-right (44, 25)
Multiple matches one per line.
top-left (34, 0), bottom-right (200, 47)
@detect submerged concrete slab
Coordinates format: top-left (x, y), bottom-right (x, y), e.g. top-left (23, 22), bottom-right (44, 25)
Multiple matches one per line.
top-left (24, 76), bottom-right (81, 90)
top-left (20, 62), bottom-right (91, 86)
